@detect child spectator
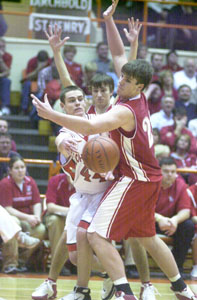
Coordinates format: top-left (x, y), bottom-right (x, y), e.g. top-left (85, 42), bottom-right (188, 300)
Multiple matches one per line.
top-left (0, 156), bottom-right (46, 273)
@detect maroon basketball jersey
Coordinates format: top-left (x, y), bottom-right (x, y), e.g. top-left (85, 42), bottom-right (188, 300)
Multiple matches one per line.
top-left (87, 104), bottom-right (112, 114)
top-left (110, 93), bottom-right (162, 182)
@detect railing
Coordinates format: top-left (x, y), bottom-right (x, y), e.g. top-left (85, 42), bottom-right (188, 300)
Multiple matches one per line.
top-left (1, 0), bottom-right (197, 44)
top-left (0, 157), bottom-right (61, 179)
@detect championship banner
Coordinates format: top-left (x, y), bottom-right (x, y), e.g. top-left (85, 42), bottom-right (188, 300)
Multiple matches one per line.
top-left (29, 13), bottom-right (91, 35)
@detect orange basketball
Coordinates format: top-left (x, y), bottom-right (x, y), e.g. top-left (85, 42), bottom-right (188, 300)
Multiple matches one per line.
top-left (82, 136), bottom-right (120, 173)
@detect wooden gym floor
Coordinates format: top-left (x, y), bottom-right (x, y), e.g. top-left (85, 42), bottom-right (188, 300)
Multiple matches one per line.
top-left (0, 274), bottom-right (197, 300)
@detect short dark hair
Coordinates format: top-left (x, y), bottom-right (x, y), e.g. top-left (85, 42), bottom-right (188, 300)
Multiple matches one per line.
top-left (96, 42), bottom-right (107, 51)
top-left (60, 86), bottom-right (85, 104)
top-left (37, 50), bottom-right (49, 62)
top-left (121, 60), bottom-right (153, 91)
top-left (9, 156), bottom-right (25, 169)
top-left (178, 84), bottom-right (192, 93)
top-left (63, 45), bottom-right (77, 55)
top-left (159, 156), bottom-right (176, 167)
top-left (166, 50), bottom-right (178, 60)
top-left (173, 106), bottom-right (187, 117)
top-left (90, 73), bottom-right (114, 92)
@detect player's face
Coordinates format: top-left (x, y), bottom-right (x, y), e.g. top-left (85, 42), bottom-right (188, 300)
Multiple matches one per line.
top-left (0, 136), bottom-right (11, 155)
top-left (117, 74), bottom-right (143, 99)
top-left (10, 160), bottom-right (26, 183)
top-left (91, 84), bottom-right (112, 111)
top-left (161, 164), bottom-right (177, 187)
top-left (61, 90), bottom-right (86, 117)
top-left (0, 120), bottom-right (8, 133)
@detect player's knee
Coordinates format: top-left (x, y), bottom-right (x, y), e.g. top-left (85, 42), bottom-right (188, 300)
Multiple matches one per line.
top-left (69, 250), bottom-right (77, 265)
top-left (77, 227), bottom-right (87, 244)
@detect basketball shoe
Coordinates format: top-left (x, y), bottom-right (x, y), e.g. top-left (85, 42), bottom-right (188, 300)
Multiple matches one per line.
top-left (115, 291), bottom-right (138, 300)
top-left (32, 279), bottom-right (57, 300)
top-left (58, 287), bottom-right (91, 300)
top-left (101, 278), bottom-right (116, 300)
top-left (171, 285), bottom-right (197, 299)
top-left (139, 283), bottom-right (158, 300)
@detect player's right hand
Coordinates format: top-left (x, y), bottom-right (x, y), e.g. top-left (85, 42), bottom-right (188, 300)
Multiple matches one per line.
top-left (103, 0), bottom-right (119, 20)
top-left (45, 24), bottom-right (70, 53)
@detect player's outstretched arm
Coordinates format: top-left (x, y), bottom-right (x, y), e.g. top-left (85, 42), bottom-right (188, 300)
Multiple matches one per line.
top-left (125, 17), bottom-right (142, 61)
top-left (103, 0), bottom-right (127, 77)
top-left (45, 24), bottom-right (74, 88)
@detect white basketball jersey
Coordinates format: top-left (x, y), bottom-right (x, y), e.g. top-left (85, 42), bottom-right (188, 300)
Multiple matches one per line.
top-left (59, 116), bottom-right (111, 194)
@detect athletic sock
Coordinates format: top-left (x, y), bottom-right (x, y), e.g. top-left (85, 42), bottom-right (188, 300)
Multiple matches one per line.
top-left (48, 278), bottom-right (56, 283)
top-left (171, 278), bottom-right (186, 292)
top-left (115, 283), bottom-right (134, 295)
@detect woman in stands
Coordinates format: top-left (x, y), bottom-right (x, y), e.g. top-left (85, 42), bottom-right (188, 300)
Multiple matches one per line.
top-left (0, 155), bottom-right (46, 273)
top-left (159, 69), bottom-right (178, 101)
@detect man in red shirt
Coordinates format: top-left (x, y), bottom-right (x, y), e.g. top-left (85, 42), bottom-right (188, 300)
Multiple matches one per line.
top-left (44, 173), bottom-right (74, 260)
top-left (155, 157), bottom-right (194, 275)
top-left (0, 38), bottom-right (12, 116)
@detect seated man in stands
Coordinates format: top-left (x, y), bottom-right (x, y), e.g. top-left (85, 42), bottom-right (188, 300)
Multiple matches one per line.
top-left (44, 173), bottom-right (75, 275)
top-left (0, 205), bottom-right (40, 274)
top-left (0, 132), bottom-right (21, 180)
top-left (160, 107), bottom-right (197, 154)
top-left (0, 155), bottom-right (46, 273)
top-left (155, 157), bottom-right (194, 275)
top-left (0, 38), bottom-right (12, 116)
top-left (162, 50), bottom-right (183, 74)
top-left (20, 50), bottom-right (51, 115)
top-left (0, 117), bottom-right (17, 151)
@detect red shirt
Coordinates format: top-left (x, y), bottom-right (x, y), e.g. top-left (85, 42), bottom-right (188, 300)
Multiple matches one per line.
top-left (2, 52), bottom-right (12, 68)
top-left (26, 56), bottom-right (52, 74)
top-left (162, 64), bottom-right (183, 74)
top-left (170, 152), bottom-right (197, 168)
top-left (87, 104), bottom-right (112, 114)
top-left (46, 173), bottom-right (74, 207)
top-left (148, 98), bottom-right (161, 115)
top-left (0, 175), bottom-right (41, 214)
top-left (110, 94), bottom-right (162, 182)
top-left (155, 176), bottom-right (190, 217)
top-left (188, 184), bottom-right (197, 218)
top-left (160, 124), bottom-right (197, 154)
top-left (66, 61), bottom-right (83, 89)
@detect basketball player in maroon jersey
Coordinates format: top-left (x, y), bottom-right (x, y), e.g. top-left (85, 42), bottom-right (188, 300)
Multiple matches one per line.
top-left (31, 1), bottom-right (197, 299)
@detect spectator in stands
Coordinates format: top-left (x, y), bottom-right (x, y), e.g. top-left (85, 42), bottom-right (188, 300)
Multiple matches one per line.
top-left (171, 134), bottom-right (197, 185)
top-left (145, 81), bottom-right (162, 115)
top-left (150, 95), bottom-right (175, 131)
top-left (0, 205), bottom-right (40, 274)
top-left (159, 69), bottom-right (178, 100)
top-left (150, 53), bottom-right (164, 81)
top-left (0, 117), bottom-right (16, 151)
top-left (187, 183), bottom-right (197, 280)
top-left (0, 156), bottom-right (46, 273)
top-left (155, 157), bottom-right (195, 275)
top-left (0, 133), bottom-right (21, 180)
top-left (63, 45), bottom-right (83, 89)
top-left (137, 43), bottom-right (148, 60)
top-left (20, 50), bottom-right (51, 115)
top-left (0, 3), bottom-right (7, 37)
top-left (188, 118), bottom-right (197, 138)
top-left (92, 41), bottom-right (113, 74)
top-left (153, 128), bottom-right (170, 162)
top-left (167, 4), bottom-right (197, 51)
top-left (0, 38), bottom-right (12, 116)
top-left (173, 58), bottom-right (197, 91)
top-left (162, 50), bottom-right (183, 74)
top-left (44, 173), bottom-right (75, 274)
top-left (81, 61), bottom-right (98, 98)
top-left (175, 85), bottom-right (197, 123)
top-left (160, 107), bottom-right (197, 154)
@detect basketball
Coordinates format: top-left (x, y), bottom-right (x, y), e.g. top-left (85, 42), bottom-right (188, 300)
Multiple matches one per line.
top-left (82, 136), bottom-right (120, 173)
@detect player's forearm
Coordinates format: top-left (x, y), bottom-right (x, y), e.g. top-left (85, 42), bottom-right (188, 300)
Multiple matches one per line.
top-left (5, 206), bottom-right (30, 221)
top-left (105, 17), bottom-right (125, 57)
top-left (53, 50), bottom-right (74, 88)
top-left (33, 203), bottom-right (42, 218)
top-left (128, 40), bottom-right (138, 61)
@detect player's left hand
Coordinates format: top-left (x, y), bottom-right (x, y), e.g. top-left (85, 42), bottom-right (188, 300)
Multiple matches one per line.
top-left (31, 93), bottom-right (53, 119)
top-left (123, 17), bottom-right (142, 44)
top-left (103, 0), bottom-right (119, 20)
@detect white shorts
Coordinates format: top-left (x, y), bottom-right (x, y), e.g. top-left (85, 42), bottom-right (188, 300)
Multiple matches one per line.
top-left (65, 191), bottom-right (104, 250)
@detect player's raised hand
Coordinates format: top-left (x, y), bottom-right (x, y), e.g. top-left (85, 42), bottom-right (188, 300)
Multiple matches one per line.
top-left (31, 93), bottom-right (53, 119)
top-left (103, 0), bottom-right (119, 20)
top-left (45, 24), bottom-right (70, 53)
top-left (123, 17), bottom-right (142, 44)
